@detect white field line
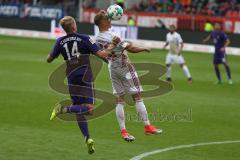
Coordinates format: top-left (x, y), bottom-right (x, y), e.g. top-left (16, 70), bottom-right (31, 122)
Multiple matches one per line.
top-left (130, 140), bottom-right (240, 160)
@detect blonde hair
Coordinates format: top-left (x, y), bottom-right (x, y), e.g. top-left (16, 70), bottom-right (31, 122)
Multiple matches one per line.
top-left (60, 16), bottom-right (76, 33)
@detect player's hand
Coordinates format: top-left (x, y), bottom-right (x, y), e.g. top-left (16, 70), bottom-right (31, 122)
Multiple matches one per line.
top-left (112, 36), bottom-right (121, 45)
top-left (177, 48), bottom-right (181, 55)
top-left (144, 48), bottom-right (151, 53)
top-left (220, 47), bottom-right (225, 52)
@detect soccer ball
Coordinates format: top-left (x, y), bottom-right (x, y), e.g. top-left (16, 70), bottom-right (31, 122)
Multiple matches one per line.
top-left (107, 4), bottom-right (123, 21)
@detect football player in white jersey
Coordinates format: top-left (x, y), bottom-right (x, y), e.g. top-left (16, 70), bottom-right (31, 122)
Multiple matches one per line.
top-left (163, 25), bottom-right (192, 84)
top-left (94, 10), bottom-right (162, 142)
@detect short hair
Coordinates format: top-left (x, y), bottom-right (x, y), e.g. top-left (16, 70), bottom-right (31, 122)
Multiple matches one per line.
top-left (169, 24), bottom-right (176, 29)
top-left (94, 11), bottom-right (107, 26)
top-left (60, 16), bottom-right (76, 33)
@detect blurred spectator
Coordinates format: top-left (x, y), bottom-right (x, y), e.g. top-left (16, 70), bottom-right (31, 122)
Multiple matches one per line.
top-left (128, 0), bottom-right (240, 17)
top-left (127, 16), bottom-right (135, 26)
top-left (82, 0), bottom-right (96, 9)
top-left (116, 0), bottom-right (124, 9)
top-left (1, 0), bottom-right (240, 18)
top-left (204, 20), bottom-right (214, 32)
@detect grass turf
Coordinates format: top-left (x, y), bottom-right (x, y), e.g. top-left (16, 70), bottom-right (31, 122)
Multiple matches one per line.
top-left (0, 35), bottom-right (240, 160)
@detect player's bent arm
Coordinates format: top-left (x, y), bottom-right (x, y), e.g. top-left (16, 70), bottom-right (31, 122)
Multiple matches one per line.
top-left (163, 42), bottom-right (169, 49)
top-left (95, 49), bottom-right (112, 59)
top-left (203, 35), bottom-right (211, 43)
top-left (178, 42), bottom-right (184, 55)
top-left (127, 44), bottom-right (151, 53)
top-left (179, 42), bottom-right (184, 52)
top-left (46, 55), bottom-right (55, 63)
top-left (95, 54), bottom-right (109, 63)
top-left (224, 39), bottom-right (230, 47)
top-left (94, 36), bottom-right (120, 58)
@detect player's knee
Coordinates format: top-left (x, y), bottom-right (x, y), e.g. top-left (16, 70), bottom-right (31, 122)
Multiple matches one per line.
top-left (214, 64), bottom-right (218, 68)
top-left (180, 64), bottom-right (185, 68)
top-left (116, 96), bottom-right (124, 104)
top-left (86, 104), bottom-right (94, 115)
top-left (132, 93), bottom-right (142, 102)
top-left (223, 63), bottom-right (229, 67)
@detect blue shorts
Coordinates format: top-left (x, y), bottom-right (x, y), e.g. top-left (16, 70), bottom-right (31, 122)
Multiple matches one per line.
top-left (67, 70), bottom-right (94, 105)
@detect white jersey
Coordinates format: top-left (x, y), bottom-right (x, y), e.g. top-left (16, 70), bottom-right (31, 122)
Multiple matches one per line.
top-left (95, 31), bottom-right (143, 95)
top-left (95, 31), bottom-right (130, 68)
top-left (166, 32), bottom-right (183, 54)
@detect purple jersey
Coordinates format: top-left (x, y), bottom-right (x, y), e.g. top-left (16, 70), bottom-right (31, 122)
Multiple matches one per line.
top-left (50, 33), bottom-right (100, 78)
top-left (49, 33), bottom-right (100, 105)
top-left (50, 33), bottom-right (99, 60)
top-left (210, 30), bottom-right (228, 55)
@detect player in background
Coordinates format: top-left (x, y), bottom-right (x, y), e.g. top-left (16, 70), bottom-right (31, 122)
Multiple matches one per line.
top-left (47, 16), bottom-right (116, 154)
top-left (94, 11), bottom-right (162, 142)
top-left (203, 23), bottom-right (232, 84)
top-left (163, 25), bottom-right (192, 84)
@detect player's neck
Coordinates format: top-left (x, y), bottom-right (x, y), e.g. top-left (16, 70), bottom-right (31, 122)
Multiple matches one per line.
top-left (99, 27), bottom-right (109, 33)
top-left (66, 31), bottom-right (76, 35)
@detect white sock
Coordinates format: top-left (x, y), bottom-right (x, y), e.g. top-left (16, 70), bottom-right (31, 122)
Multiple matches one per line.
top-left (166, 66), bottom-right (171, 78)
top-left (182, 65), bottom-right (191, 78)
top-left (116, 103), bottom-right (126, 130)
top-left (135, 100), bottom-right (150, 126)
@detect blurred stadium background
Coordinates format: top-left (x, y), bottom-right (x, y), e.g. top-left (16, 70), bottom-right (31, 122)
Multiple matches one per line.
top-left (0, 1), bottom-right (240, 160)
top-left (0, 0), bottom-right (240, 53)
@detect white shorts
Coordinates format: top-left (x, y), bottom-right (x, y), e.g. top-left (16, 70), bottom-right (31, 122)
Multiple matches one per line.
top-left (109, 63), bottom-right (143, 96)
top-left (165, 53), bottom-right (185, 65)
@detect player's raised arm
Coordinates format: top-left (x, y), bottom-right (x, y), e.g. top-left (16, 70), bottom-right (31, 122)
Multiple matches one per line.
top-left (202, 35), bottom-right (211, 43)
top-left (95, 36), bottom-right (120, 58)
top-left (126, 43), bottom-right (151, 53)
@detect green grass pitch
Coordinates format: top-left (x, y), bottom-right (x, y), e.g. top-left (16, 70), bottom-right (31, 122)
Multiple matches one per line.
top-left (0, 35), bottom-right (240, 160)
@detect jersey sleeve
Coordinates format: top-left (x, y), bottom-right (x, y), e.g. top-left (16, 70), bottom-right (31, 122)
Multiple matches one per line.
top-left (50, 39), bottom-right (61, 58)
top-left (166, 34), bottom-right (169, 42)
top-left (177, 33), bottom-right (183, 43)
top-left (221, 32), bottom-right (228, 41)
top-left (84, 36), bottom-right (100, 54)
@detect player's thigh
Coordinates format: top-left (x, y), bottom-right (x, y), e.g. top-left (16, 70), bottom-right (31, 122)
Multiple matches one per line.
top-left (68, 76), bottom-right (95, 105)
top-left (110, 69), bottom-right (125, 95)
top-left (165, 53), bottom-right (175, 64)
top-left (213, 56), bottom-right (225, 65)
top-left (70, 84), bottom-right (95, 105)
top-left (175, 55), bottom-right (185, 64)
top-left (122, 64), bottom-right (143, 95)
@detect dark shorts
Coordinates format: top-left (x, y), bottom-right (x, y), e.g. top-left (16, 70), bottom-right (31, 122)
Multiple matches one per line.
top-left (66, 61), bottom-right (94, 105)
top-left (213, 54), bottom-right (226, 64)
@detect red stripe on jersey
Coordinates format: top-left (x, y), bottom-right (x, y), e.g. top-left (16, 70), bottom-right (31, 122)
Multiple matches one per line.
top-left (127, 63), bottom-right (141, 93)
